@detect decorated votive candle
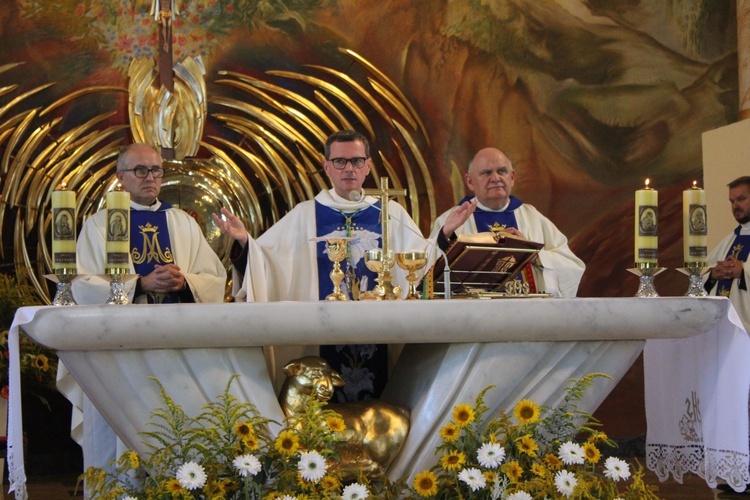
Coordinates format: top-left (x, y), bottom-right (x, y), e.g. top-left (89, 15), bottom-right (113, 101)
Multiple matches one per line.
top-left (683, 181), bottom-right (707, 264)
top-left (635, 179), bottom-right (658, 265)
top-left (106, 184), bottom-right (130, 273)
top-left (51, 183), bottom-right (76, 271)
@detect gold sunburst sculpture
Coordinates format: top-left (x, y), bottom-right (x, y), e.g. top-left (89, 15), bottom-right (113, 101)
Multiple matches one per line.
top-left (0, 47), bottom-right (435, 303)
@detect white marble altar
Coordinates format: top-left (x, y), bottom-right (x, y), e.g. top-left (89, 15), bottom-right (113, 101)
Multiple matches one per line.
top-left (6, 297), bottom-right (737, 498)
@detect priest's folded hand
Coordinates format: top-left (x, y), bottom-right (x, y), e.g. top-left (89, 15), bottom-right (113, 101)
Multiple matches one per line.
top-left (140, 264), bottom-right (186, 293)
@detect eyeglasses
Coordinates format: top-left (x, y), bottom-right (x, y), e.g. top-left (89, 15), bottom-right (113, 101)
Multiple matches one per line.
top-left (328, 157), bottom-right (368, 170)
top-left (121, 166), bottom-right (165, 178)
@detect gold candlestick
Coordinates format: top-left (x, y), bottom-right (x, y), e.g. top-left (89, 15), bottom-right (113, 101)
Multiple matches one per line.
top-left (397, 251), bottom-right (427, 300)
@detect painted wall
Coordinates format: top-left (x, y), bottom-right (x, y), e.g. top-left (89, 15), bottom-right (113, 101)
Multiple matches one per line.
top-left (0, 0), bottom-right (739, 298)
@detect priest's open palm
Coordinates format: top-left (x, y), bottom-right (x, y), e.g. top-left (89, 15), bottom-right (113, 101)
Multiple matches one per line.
top-left (213, 207), bottom-right (249, 247)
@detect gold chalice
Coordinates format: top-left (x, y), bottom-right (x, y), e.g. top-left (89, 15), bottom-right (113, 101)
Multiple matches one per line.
top-left (397, 251), bottom-right (428, 300)
top-left (364, 249), bottom-right (401, 300)
top-left (325, 238), bottom-right (349, 301)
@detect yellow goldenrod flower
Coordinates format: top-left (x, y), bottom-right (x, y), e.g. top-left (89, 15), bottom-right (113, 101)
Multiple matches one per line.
top-left (513, 398), bottom-right (540, 424)
top-left (453, 404), bottom-right (475, 427)
top-left (274, 430), bottom-right (300, 456)
top-left (439, 450), bottom-right (466, 471)
top-left (128, 450), bottom-right (139, 470)
top-left (413, 470), bottom-right (438, 497)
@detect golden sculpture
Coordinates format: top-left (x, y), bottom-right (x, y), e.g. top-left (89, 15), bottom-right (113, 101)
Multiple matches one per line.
top-left (278, 356), bottom-right (410, 481)
top-left (397, 251), bottom-right (428, 300)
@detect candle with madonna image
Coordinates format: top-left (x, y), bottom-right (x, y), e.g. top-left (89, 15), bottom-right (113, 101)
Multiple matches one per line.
top-left (51, 183), bottom-right (76, 271)
top-left (634, 178), bottom-right (658, 266)
top-left (106, 184), bottom-right (130, 273)
top-left (683, 181), bottom-right (707, 265)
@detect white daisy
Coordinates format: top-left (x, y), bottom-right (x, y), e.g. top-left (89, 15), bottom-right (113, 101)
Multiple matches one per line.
top-left (342, 482), bottom-right (369, 499)
top-left (554, 469), bottom-right (578, 498)
top-left (458, 467), bottom-right (487, 492)
top-left (298, 450), bottom-right (327, 482)
top-left (280, 496), bottom-right (296, 500)
top-left (233, 454), bottom-right (262, 477)
top-left (604, 456), bottom-right (631, 481)
top-left (507, 492), bottom-right (533, 500)
top-left (477, 442), bottom-right (506, 468)
top-left (558, 441), bottom-right (585, 465)
top-left (175, 461), bottom-right (207, 490)
top-left (121, 497), bottom-right (139, 500)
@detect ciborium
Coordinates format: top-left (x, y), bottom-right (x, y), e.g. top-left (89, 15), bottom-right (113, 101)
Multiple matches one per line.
top-left (365, 249), bottom-right (402, 300)
top-left (325, 238), bottom-right (350, 301)
top-left (396, 251), bottom-right (427, 300)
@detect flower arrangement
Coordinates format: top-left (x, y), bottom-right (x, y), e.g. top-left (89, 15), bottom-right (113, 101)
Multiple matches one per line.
top-left (0, 272), bottom-right (57, 401)
top-left (406, 373), bottom-right (660, 499)
top-left (83, 373), bottom-right (659, 500)
top-left (83, 376), bottom-right (407, 499)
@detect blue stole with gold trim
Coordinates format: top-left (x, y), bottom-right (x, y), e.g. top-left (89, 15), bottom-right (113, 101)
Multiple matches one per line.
top-left (130, 202), bottom-right (179, 304)
top-left (716, 226), bottom-right (750, 297)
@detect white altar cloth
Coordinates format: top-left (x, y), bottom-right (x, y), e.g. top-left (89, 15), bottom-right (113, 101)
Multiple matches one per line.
top-left (5, 297), bottom-right (738, 499)
top-left (645, 303), bottom-right (750, 492)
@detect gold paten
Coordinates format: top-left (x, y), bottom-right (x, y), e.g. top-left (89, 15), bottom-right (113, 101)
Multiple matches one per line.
top-left (279, 356), bottom-right (409, 481)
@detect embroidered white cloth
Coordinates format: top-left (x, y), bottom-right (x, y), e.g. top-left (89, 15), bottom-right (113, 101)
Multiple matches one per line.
top-left (645, 302), bottom-right (750, 492)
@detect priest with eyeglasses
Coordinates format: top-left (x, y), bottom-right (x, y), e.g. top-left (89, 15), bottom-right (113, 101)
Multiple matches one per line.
top-left (74, 142), bottom-right (226, 305)
top-left (213, 130), bottom-right (468, 400)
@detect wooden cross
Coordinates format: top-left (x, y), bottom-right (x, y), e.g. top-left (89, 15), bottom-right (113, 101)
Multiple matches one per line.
top-left (363, 177), bottom-right (406, 264)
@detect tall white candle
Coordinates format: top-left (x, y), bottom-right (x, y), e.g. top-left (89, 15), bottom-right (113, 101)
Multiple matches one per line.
top-left (635, 179), bottom-right (658, 265)
top-left (683, 181), bottom-right (707, 264)
top-left (106, 185), bottom-right (130, 273)
top-left (51, 183), bottom-right (76, 271)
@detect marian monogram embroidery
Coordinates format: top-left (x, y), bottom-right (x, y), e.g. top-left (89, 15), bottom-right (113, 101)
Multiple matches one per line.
top-left (131, 222), bottom-right (174, 264)
top-left (679, 390), bottom-right (703, 443)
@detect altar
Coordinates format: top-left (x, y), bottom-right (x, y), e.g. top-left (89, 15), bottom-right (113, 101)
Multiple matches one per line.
top-left (6, 297), bottom-right (750, 498)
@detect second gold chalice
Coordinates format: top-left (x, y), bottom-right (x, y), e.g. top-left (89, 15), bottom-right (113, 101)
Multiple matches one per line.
top-left (325, 237), bottom-right (350, 301)
top-left (365, 249), bottom-right (401, 300)
top-left (397, 251), bottom-right (428, 300)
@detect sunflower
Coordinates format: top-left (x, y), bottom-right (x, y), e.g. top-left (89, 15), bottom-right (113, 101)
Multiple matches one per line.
top-left (32, 354), bottom-right (49, 371)
top-left (589, 431), bottom-right (608, 443)
top-left (583, 442), bottom-right (601, 464)
top-left (413, 470), bottom-right (438, 497)
top-left (513, 398), bottom-right (540, 424)
top-left (452, 404), bottom-right (475, 427)
top-left (321, 475), bottom-right (341, 491)
top-left (439, 422), bottom-right (460, 442)
top-left (515, 434), bottom-right (539, 457)
top-left (531, 462), bottom-right (548, 477)
top-left (439, 450), bottom-right (466, 471)
top-left (544, 453), bottom-right (564, 470)
top-left (501, 460), bottom-right (523, 482)
top-left (326, 415), bottom-right (346, 433)
top-left (243, 433), bottom-right (260, 451)
top-left (274, 430), bottom-right (300, 456)
top-left (165, 478), bottom-right (183, 492)
top-left (483, 470), bottom-right (497, 484)
top-left (234, 421), bottom-right (254, 438)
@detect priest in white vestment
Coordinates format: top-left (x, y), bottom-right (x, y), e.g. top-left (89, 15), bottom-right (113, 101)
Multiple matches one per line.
top-left (704, 176), bottom-right (750, 332)
top-left (67, 143), bottom-right (227, 474)
top-left (215, 130), bottom-right (471, 399)
top-left (429, 147), bottom-right (585, 298)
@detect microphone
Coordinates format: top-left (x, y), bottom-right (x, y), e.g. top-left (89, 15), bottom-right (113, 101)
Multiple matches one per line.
top-left (347, 189), bottom-right (453, 299)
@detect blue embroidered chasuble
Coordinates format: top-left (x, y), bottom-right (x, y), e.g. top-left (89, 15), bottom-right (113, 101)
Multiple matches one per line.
top-left (315, 200), bottom-right (388, 402)
top-left (716, 226), bottom-right (750, 297)
top-left (130, 202), bottom-right (181, 304)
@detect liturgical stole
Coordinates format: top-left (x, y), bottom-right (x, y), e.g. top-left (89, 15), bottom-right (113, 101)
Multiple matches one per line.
top-left (461, 195), bottom-right (537, 293)
top-left (315, 201), bottom-right (381, 300)
top-left (715, 226), bottom-right (750, 297)
top-left (130, 202), bottom-right (180, 304)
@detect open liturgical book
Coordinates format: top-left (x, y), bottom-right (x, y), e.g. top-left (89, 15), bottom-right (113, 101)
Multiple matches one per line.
top-left (424, 231), bottom-right (544, 298)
